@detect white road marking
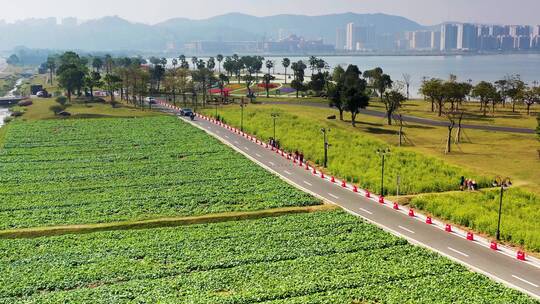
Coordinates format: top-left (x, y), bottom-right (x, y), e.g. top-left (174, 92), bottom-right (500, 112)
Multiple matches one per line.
top-left (359, 208), bottom-right (373, 215)
top-left (225, 135), bottom-right (230, 139)
top-left (448, 247), bottom-right (469, 258)
top-left (512, 275), bottom-right (539, 288)
top-left (303, 181), bottom-right (312, 186)
top-left (268, 161), bottom-right (276, 166)
top-left (256, 153), bottom-right (262, 158)
top-left (328, 193), bottom-right (339, 199)
top-left (244, 147), bottom-right (249, 151)
top-left (284, 170), bottom-right (293, 175)
top-left (398, 225), bottom-right (415, 234)
top-left (234, 141), bottom-right (239, 144)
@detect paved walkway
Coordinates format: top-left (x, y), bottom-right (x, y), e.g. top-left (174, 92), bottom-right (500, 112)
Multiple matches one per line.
top-left (263, 101), bottom-right (536, 134)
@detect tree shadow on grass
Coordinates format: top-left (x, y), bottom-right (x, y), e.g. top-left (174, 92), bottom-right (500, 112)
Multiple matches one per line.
top-left (365, 127), bottom-right (399, 135)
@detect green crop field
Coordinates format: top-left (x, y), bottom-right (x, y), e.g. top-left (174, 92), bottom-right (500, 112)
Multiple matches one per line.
top-left (0, 211), bottom-right (535, 304)
top-left (204, 106), bottom-right (488, 195)
top-left (0, 116), bottom-right (319, 229)
top-left (410, 188), bottom-right (540, 252)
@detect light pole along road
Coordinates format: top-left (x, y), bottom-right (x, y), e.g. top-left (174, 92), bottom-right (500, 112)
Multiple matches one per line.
top-left (156, 102), bottom-right (540, 300)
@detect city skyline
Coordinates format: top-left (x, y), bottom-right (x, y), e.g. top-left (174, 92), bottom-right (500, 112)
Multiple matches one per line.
top-left (0, 0), bottom-right (539, 26)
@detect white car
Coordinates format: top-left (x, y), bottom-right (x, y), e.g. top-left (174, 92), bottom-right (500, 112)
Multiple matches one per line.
top-left (145, 97), bottom-right (157, 104)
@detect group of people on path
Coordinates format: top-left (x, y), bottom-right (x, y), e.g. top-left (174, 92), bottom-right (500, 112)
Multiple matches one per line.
top-left (269, 137), bottom-right (280, 149)
top-left (268, 137), bottom-right (305, 164)
top-left (460, 176), bottom-right (478, 191)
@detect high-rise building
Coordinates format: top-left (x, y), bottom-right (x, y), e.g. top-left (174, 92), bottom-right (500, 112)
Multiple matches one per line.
top-left (533, 25), bottom-right (540, 37)
top-left (346, 23), bottom-right (376, 51)
top-left (441, 24), bottom-right (458, 51)
top-left (532, 36), bottom-right (540, 49)
top-left (346, 23), bottom-right (357, 51)
top-left (515, 36), bottom-right (531, 50)
top-left (509, 25), bottom-right (530, 37)
top-left (479, 36), bottom-right (498, 51)
top-left (335, 28), bottom-right (346, 50)
top-left (457, 23), bottom-right (478, 50)
top-left (478, 25), bottom-right (490, 37)
top-left (431, 31), bottom-right (441, 50)
top-left (490, 25), bottom-right (508, 36)
top-left (499, 36), bottom-right (515, 51)
top-left (411, 31), bottom-right (432, 49)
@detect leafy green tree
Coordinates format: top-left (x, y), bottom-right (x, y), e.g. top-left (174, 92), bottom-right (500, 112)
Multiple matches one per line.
top-left (328, 82), bottom-right (345, 120)
top-left (57, 52), bottom-right (87, 102)
top-left (374, 73), bottom-right (393, 98)
top-left (192, 68), bottom-right (216, 106)
top-left (103, 74), bottom-right (122, 102)
top-left (524, 86), bottom-right (540, 116)
top-left (344, 86), bottom-right (370, 126)
top-left (84, 71), bottom-right (103, 101)
top-left (49, 104), bottom-right (66, 115)
top-left (472, 81), bottom-right (498, 116)
top-left (265, 60), bottom-right (274, 75)
top-left (150, 64), bottom-right (166, 93)
top-left (419, 78), bottom-right (445, 116)
top-left (282, 58), bottom-right (291, 84)
top-left (291, 60), bottom-right (307, 98)
top-left (382, 90), bottom-right (406, 125)
top-left (262, 74), bottom-right (276, 98)
top-left (505, 75), bottom-right (525, 112)
top-left (207, 57), bottom-right (216, 70)
top-left (46, 56), bottom-right (57, 85)
top-left (92, 57), bottom-right (103, 72)
top-left (218, 73), bottom-right (229, 100)
top-left (537, 113), bottom-right (540, 140)
top-left (55, 96), bottom-right (68, 106)
top-left (309, 72), bottom-right (326, 96)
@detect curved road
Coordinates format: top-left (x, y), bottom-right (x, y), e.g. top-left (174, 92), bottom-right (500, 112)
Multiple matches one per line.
top-left (154, 102), bottom-right (540, 300)
top-left (263, 101), bottom-right (536, 134)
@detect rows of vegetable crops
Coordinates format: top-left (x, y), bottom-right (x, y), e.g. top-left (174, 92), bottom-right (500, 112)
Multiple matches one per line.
top-left (0, 116), bottom-right (319, 229)
top-left (0, 211), bottom-right (535, 303)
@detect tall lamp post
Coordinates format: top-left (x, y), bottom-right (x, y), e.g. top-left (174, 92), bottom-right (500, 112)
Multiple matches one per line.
top-left (271, 113), bottom-right (279, 141)
top-left (376, 148), bottom-right (391, 196)
top-left (240, 98), bottom-right (246, 132)
top-left (493, 176), bottom-right (512, 241)
top-left (321, 128), bottom-right (330, 168)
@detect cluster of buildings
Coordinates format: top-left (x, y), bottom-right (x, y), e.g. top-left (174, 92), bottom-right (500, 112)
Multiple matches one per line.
top-left (184, 35), bottom-right (334, 54)
top-left (336, 22), bottom-right (540, 53)
top-left (408, 24), bottom-right (540, 52)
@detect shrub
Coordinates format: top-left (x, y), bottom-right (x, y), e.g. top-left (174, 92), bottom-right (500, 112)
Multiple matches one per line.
top-left (17, 100), bottom-right (33, 107)
top-left (49, 104), bottom-right (66, 115)
top-left (55, 96), bottom-right (68, 106)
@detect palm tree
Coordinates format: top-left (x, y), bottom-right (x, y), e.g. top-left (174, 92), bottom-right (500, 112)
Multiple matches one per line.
top-left (191, 57), bottom-right (198, 70)
top-left (282, 58), bottom-right (290, 84)
top-left (216, 54), bottom-right (224, 74)
top-left (265, 60), bottom-right (274, 75)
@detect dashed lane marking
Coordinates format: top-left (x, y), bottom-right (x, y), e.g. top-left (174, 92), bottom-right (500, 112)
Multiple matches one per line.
top-left (448, 247), bottom-right (469, 258)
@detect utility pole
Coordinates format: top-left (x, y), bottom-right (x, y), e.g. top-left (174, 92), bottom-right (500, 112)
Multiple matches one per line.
top-left (321, 128), bottom-right (330, 168)
top-left (494, 176), bottom-right (512, 241)
top-left (240, 97), bottom-right (246, 132)
top-left (376, 148), bottom-right (391, 196)
top-left (271, 113), bottom-right (279, 141)
top-left (398, 115), bottom-right (403, 147)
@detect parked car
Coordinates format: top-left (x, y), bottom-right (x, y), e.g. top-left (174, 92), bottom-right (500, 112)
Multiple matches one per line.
top-left (180, 108), bottom-right (193, 117)
top-left (36, 90), bottom-right (50, 98)
top-left (145, 97), bottom-right (157, 104)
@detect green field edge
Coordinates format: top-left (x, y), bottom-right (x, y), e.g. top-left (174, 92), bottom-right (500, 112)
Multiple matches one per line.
top-left (0, 204), bottom-right (337, 239)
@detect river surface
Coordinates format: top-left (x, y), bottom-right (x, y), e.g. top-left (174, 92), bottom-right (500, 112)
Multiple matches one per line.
top-left (173, 54), bottom-right (540, 97)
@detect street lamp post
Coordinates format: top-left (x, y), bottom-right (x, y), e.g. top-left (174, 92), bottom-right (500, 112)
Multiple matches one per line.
top-left (240, 98), bottom-right (246, 132)
top-left (376, 148), bottom-right (391, 196)
top-left (321, 128), bottom-right (330, 168)
top-left (271, 113), bottom-right (279, 141)
top-left (493, 176), bottom-right (512, 241)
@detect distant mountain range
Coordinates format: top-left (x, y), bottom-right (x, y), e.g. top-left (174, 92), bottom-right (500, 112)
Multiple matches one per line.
top-left (0, 13), bottom-right (426, 52)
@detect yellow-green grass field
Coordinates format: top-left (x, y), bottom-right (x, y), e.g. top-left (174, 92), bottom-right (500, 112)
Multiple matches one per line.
top-left (203, 103), bottom-right (540, 252)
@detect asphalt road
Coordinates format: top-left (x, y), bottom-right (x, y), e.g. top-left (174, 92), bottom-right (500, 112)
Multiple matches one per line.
top-left (155, 102), bottom-right (540, 300)
top-left (263, 101), bottom-right (536, 134)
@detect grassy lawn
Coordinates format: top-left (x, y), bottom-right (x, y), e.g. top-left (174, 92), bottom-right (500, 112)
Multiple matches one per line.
top-left (386, 99), bottom-right (539, 130)
top-left (0, 210), bottom-right (534, 303)
top-left (203, 103), bottom-right (540, 252)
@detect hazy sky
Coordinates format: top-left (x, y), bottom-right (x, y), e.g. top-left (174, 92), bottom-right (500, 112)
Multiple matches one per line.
top-left (1, 0), bottom-right (539, 25)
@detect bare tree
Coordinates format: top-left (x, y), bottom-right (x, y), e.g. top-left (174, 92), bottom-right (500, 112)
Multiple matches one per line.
top-left (402, 73), bottom-right (411, 100)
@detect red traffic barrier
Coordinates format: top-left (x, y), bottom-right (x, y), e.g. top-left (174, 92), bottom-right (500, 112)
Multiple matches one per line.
top-left (305, 164), bottom-right (310, 170)
top-left (517, 251), bottom-right (526, 261)
top-left (393, 202), bottom-right (399, 210)
top-left (365, 191), bottom-right (371, 198)
top-left (331, 176), bottom-right (336, 183)
top-left (320, 172), bottom-right (325, 179)
top-left (408, 209), bottom-right (415, 217)
top-left (467, 232), bottom-right (474, 241)
top-left (378, 196), bottom-right (385, 204)
top-left (312, 168), bottom-right (317, 174)
top-left (490, 241), bottom-right (498, 250)
top-left (341, 180), bottom-right (347, 188)
top-left (293, 158), bottom-right (297, 164)
top-left (281, 151), bottom-right (285, 157)
top-left (426, 216), bottom-right (433, 224)
top-left (445, 224), bottom-right (452, 232)
top-left (353, 185), bottom-right (358, 193)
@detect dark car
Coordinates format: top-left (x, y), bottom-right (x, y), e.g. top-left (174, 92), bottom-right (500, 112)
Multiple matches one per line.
top-left (180, 108), bottom-right (193, 117)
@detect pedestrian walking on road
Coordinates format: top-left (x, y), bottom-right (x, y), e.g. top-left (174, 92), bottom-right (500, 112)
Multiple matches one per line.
top-left (299, 152), bottom-right (304, 164)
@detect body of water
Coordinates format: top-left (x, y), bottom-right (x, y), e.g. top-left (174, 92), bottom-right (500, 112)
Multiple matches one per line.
top-left (174, 54), bottom-right (540, 98)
